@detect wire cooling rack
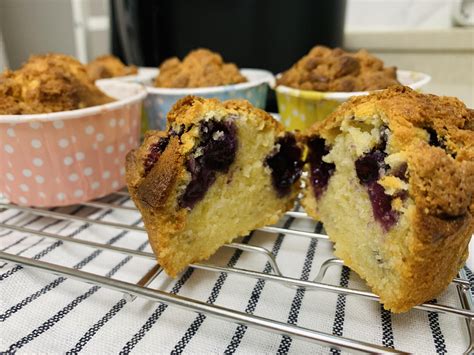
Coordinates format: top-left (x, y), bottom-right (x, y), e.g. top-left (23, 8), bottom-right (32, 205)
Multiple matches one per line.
top-left (0, 191), bottom-right (473, 354)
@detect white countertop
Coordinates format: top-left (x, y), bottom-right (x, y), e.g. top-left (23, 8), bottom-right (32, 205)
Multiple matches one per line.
top-left (345, 27), bottom-right (474, 51)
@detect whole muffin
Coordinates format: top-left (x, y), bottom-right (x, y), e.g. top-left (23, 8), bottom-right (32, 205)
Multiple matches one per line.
top-left (154, 48), bottom-right (247, 88)
top-left (277, 46), bottom-right (400, 92)
top-left (87, 54), bottom-right (138, 81)
top-left (0, 53), bottom-right (114, 114)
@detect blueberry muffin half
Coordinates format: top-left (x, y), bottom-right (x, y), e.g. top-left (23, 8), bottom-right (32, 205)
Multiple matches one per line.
top-left (126, 96), bottom-right (303, 276)
top-left (301, 86), bottom-right (474, 312)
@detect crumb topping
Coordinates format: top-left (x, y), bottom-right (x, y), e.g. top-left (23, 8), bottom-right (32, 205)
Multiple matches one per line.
top-left (86, 54), bottom-right (138, 81)
top-left (0, 53), bottom-right (114, 114)
top-left (154, 48), bottom-right (247, 88)
top-left (277, 46), bottom-right (400, 92)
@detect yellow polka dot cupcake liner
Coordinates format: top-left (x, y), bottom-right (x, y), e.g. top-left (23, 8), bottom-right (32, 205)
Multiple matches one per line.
top-left (276, 70), bottom-right (431, 131)
top-left (276, 88), bottom-right (343, 131)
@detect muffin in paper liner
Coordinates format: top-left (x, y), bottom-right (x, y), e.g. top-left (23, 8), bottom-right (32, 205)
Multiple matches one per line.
top-left (0, 81), bottom-right (146, 207)
top-left (104, 68), bottom-right (275, 131)
top-left (276, 70), bottom-right (431, 131)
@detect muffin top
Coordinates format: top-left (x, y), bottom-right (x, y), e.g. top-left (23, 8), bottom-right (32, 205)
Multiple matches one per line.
top-left (0, 53), bottom-right (115, 115)
top-left (154, 48), bottom-right (247, 88)
top-left (277, 46), bottom-right (400, 92)
top-left (87, 54), bottom-right (138, 81)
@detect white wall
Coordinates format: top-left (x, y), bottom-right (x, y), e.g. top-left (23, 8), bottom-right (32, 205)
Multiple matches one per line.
top-left (0, 0), bottom-right (76, 69)
top-left (0, 30), bottom-right (8, 72)
top-left (0, 0), bottom-right (109, 70)
top-left (346, 0), bottom-right (456, 30)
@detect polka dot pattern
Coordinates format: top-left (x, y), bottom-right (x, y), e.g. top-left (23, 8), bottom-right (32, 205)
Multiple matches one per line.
top-left (84, 167), bottom-right (93, 176)
top-left (4, 144), bottom-right (14, 153)
top-left (75, 152), bottom-right (85, 161)
top-left (53, 120), bottom-right (64, 129)
top-left (64, 156), bottom-right (74, 166)
top-left (85, 125), bottom-right (95, 135)
top-left (31, 140), bottom-right (42, 149)
top-left (58, 138), bottom-right (70, 148)
top-left (23, 169), bottom-right (32, 177)
top-left (33, 158), bottom-right (43, 167)
top-left (0, 100), bottom-right (142, 206)
top-left (30, 122), bottom-right (41, 130)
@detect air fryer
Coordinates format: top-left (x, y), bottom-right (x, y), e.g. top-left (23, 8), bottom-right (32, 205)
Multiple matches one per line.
top-left (110, 0), bottom-right (347, 111)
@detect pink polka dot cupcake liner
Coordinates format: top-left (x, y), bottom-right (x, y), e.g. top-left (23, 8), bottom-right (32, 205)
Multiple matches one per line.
top-left (0, 81), bottom-right (147, 207)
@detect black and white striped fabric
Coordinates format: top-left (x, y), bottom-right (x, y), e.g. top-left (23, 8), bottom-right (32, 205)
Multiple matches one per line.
top-left (0, 197), bottom-right (472, 354)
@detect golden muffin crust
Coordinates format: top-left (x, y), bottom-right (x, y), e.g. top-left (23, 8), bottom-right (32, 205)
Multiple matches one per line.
top-left (277, 46), bottom-right (400, 92)
top-left (302, 86), bottom-right (473, 312)
top-left (86, 54), bottom-right (138, 81)
top-left (165, 95), bottom-right (279, 129)
top-left (154, 48), bottom-right (247, 88)
top-left (0, 53), bottom-right (114, 115)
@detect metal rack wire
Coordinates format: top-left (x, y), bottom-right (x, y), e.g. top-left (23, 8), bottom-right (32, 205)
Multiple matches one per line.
top-left (0, 191), bottom-right (473, 354)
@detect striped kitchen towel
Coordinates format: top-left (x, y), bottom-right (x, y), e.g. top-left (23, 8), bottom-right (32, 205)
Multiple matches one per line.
top-left (0, 195), bottom-right (472, 354)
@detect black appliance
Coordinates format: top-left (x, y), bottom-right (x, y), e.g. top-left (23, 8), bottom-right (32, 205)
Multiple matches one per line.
top-left (111, 0), bottom-right (346, 110)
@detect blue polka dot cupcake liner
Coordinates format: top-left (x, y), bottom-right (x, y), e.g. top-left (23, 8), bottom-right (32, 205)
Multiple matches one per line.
top-left (143, 69), bottom-right (274, 131)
